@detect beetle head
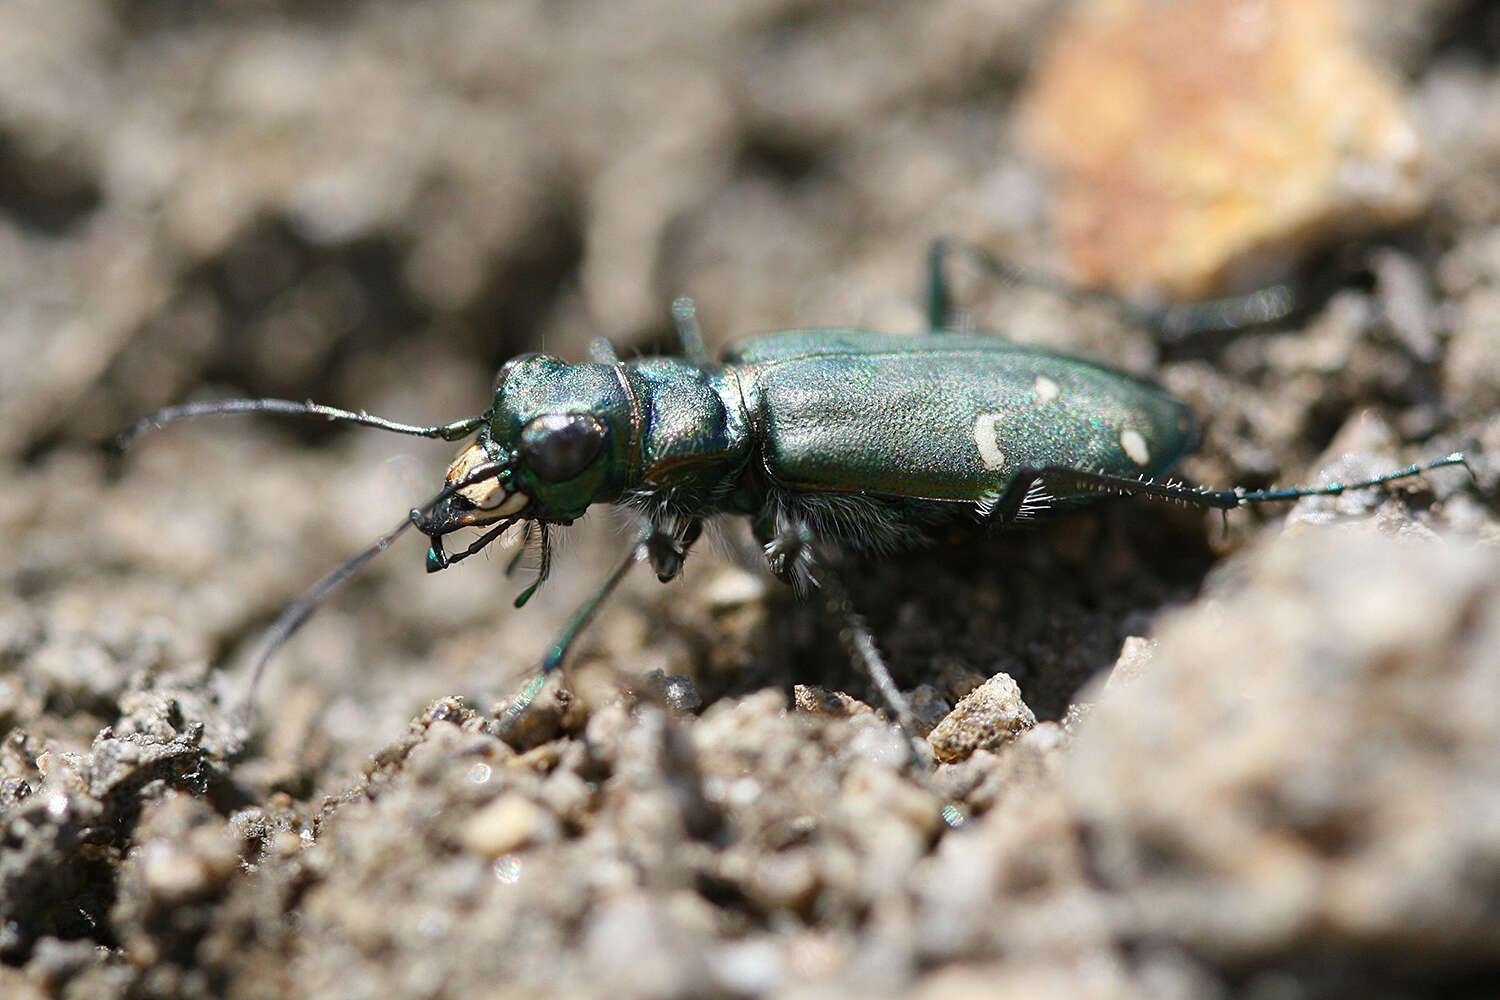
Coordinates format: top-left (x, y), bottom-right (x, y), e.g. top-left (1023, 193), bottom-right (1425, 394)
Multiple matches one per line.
top-left (415, 353), bottom-right (634, 569)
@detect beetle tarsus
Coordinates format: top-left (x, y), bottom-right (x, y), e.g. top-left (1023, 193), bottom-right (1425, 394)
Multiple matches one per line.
top-left (1232, 451), bottom-right (1472, 505)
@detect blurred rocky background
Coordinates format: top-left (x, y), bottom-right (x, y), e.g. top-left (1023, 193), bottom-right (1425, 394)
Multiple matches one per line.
top-left (2, 0), bottom-right (1499, 996)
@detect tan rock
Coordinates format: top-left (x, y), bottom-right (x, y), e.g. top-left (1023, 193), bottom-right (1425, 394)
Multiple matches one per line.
top-left (927, 671), bottom-right (1037, 763)
top-left (1025, 0), bottom-right (1426, 298)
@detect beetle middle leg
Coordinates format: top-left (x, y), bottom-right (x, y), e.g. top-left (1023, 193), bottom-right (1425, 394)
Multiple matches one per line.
top-left (644, 514), bottom-right (703, 583)
top-left (760, 517), bottom-right (924, 758)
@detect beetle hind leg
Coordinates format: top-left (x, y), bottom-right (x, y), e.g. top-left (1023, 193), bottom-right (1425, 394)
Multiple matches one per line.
top-left (991, 464), bottom-right (1240, 524)
top-left (989, 453), bottom-right (1471, 524)
top-left (924, 236), bottom-right (1297, 339)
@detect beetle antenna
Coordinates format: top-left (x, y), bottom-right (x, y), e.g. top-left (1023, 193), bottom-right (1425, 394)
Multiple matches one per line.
top-left (236, 511), bottom-right (418, 722)
top-left (235, 477), bottom-right (491, 721)
top-left (116, 398), bottom-right (486, 451)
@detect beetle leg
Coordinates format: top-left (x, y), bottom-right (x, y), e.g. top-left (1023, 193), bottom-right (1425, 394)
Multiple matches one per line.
top-left (1231, 452), bottom-right (1472, 504)
top-left (993, 464), bottom-right (1240, 523)
top-left (587, 338), bottom-right (621, 364)
top-left (511, 522), bottom-right (552, 608)
top-left (924, 236), bottom-right (1297, 340)
top-left (505, 522), bottom-right (536, 576)
top-left (645, 515), bottom-right (703, 583)
top-left (759, 517), bottom-right (816, 594)
top-left (762, 520), bottom-right (925, 763)
top-left (814, 555), bottom-right (924, 759)
top-left (542, 528), bottom-right (651, 674)
top-left (670, 297), bottom-right (708, 359)
top-left (992, 452), bottom-right (1471, 523)
top-left (497, 514), bottom-right (717, 736)
top-left (925, 237), bottom-right (1069, 332)
top-left (497, 528), bottom-right (654, 734)
top-left (924, 237), bottom-right (960, 330)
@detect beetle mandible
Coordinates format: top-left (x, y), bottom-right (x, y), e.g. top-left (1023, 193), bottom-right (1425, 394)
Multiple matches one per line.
top-left (120, 240), bottom-right (1469, 736)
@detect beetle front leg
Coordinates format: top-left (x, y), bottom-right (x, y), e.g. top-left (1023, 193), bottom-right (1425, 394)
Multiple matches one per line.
top-left (497, 527), bottom-right (655, 733)
top-left (498, 516), bottom-right (705, 735)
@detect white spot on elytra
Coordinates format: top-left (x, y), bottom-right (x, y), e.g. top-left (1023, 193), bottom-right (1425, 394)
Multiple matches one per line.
top-left (1120, 428), bottom-right (1151, 467)
top-left (1033, 376), bottom-right (1061, 403)
top-left (973, 414), bottom-right (1007, 471)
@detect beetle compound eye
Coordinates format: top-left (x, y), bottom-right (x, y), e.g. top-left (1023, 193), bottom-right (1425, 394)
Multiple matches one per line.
top-left (520, 413), bottom-right (607, 482)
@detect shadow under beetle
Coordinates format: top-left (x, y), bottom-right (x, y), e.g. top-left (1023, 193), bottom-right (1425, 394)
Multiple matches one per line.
top-left (119, 240), bottom-right (1469, 739)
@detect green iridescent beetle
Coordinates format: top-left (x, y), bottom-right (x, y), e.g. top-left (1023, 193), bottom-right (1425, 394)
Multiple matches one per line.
top-left (121, 241), bottom-right (1467, 735)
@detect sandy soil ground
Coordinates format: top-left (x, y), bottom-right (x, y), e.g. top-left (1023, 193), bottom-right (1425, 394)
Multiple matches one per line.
top-left (3, 2), bottom-right (1499, 997)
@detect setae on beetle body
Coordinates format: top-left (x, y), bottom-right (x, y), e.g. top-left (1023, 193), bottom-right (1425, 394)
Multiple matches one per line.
top-left (121, 244), bottom-right (1467, 737)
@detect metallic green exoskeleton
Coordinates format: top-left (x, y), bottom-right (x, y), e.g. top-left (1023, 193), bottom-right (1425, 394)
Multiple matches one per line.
top-left (120, 240), bottom-right (1468, 736)
top-left (420, 331), bottom-right (1196, 589)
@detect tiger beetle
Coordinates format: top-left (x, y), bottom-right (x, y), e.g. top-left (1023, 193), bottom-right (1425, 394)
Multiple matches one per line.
top-left (118, 238), bottom-right (1470, 745)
